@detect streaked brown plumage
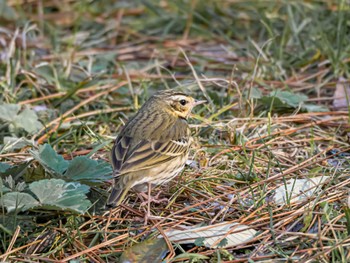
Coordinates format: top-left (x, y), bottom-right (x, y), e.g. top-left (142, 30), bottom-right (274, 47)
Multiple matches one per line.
top-left (107, 90), bottom-right (205, 207)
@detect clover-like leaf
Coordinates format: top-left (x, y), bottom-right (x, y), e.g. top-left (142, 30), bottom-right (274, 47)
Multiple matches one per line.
top-left (1, 192), bottom-right (39, 212)
top-left (271, 90), bottom-right (308, 108)
top-left (258, 90), bottom-right (328, 113)
top-left (0, 104), bottom-right (43, 134)
top-left (3, 136), bottom-right (34, 152)
top-left (0, 162), bottom-right (12, 173)
top-left (0, 178), bottom-right (11, 194)
top-left (29, 179), bottom-right (91, 213)
top-left (0, 0), bottom-right (17, 21)
top-left (0, 104), bottom-right (20, 122)
top-left (31, 144), bottom-right (112, 184)
top-left (14, 108), bottom-right (43, 133)
top-left (1, 179), bottom-right (92, 213)
top-left (31, 144), bottom-right (69, 176)
top-left (64, 156), bottom-right (113, 183)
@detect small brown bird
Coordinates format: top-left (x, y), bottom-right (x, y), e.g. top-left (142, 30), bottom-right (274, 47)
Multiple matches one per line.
top-left (107, 90), bottom-right (206, 209)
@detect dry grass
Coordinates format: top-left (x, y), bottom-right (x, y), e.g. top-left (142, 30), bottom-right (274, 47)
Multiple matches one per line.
top-left (1, 0), bottom-right (350, 262)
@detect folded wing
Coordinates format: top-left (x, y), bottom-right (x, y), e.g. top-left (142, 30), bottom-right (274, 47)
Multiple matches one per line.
top-left (112, 135), bottom-right (190, 175)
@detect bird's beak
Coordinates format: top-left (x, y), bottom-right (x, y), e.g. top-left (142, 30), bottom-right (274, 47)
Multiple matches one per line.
top-left (193, 100), bottom-right (207, 106)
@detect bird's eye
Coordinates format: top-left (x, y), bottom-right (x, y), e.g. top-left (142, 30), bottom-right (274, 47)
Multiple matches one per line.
top-left (179, 99), bottom-right (187, 106)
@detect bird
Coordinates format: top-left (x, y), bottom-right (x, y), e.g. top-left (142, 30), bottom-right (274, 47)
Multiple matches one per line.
top-left (107, 89), bottom-right (206, 214)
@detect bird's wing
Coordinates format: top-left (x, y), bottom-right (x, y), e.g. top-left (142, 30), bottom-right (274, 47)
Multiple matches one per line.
top-left (111, 135), bottom-right (190, 174)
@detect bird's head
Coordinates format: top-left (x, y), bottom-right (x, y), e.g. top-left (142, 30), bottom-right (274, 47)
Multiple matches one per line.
top-left (154, 90), bottom-right (206, 119)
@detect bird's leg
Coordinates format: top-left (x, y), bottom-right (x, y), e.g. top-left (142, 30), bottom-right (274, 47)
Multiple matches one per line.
top-left (153, 190), bottom-right (168, 203)
top-left (146, 182), bottom-right (152, 222)
top-left (138, 184), bottom-right (168, 224)
top-left (139, 182), bottom-right (155, 224)
top-left (139, 190), bottom-right (168, 206)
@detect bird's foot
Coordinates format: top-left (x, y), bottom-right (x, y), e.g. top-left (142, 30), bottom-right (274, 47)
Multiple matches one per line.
top-left (138, 191), bottom-right (168, 207)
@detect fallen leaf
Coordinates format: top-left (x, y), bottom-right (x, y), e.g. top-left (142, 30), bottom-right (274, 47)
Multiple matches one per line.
top-left (119, 238), bottom-right (168, 263)
top-left (333, 77), bottom-right (350, 110)
top-left (274, 176), bottom-right (329, 206)
top-left (161, 221), bottom-right (257, 248)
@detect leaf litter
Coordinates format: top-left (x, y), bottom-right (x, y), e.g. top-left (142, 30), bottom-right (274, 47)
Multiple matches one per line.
top-left (0, 1), bottom-right (350, 262)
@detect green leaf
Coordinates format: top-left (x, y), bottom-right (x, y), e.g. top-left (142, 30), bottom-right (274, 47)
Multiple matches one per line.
top-left (260, 96), bottom-right (286, 110)
top-left (271, 90), bottom-right (308, 107)
top-left (14, 108), bottom-right (43, 133)
top-left (258, 90), bottom-right (326, 113)
top-left (248, 87), bottom-right (262, 99)
top-left (0, 104), bottom-right (20, 122)
top-left (302, 104), bottom-right (329, 112)
top-left (31, 144), bottom-right (69, 176)
top-left (31, 144), bottom-right (112, 184)
top-left (0, 0), bottom-right (17, 20)
top-left (64, 157), bottom-right (113, 183)
top-left (1, 179), bottom-right (91, 214)
top-left (217, 237), bottom-right (228, 248)
top-left (0, 162), bottom-right (32, 178)
top-left (1, 192), bottom-right (39, 212)
top-left (29, 179), bottom-right (91, 213)
top-left (0, 178), bottom-right (11, 194)
top-left (194, 237), bottom-right (205, 246)
top-left (3, 136), bottom-right (34, 152)
top-left (0, 162), bottom-right (11, 173)
top-left (0, 104), bottom-right (43, 134)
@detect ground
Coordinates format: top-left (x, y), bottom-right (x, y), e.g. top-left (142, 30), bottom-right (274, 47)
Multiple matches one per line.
top-left (1, 1), bottom-right (350, 262)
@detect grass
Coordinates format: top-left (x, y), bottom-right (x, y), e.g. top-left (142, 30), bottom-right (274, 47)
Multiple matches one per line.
top-left (1, 0), bottom-right (350, 262)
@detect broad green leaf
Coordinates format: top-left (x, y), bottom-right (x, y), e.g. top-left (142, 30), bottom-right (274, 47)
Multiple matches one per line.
top-left (0, 104), bottom-right (20, 122)
top-left (271, 90), bottom-right (308, 107)
top-left (14, 108), bottom-right (43, 133)
top-left (1, 192), bottom-right (39, 212)
top-left (194, 237), bottom-right (205, 246)
top-left (302, 104), bottom-right (329, 112)
top-left (3, 136), bottom-right (34, 152)
top-left (260, 96), bottom-right (287, 110)
top-left (64, 157), bottom-right (113, 183)
top-left (0, 0), bottom-right (17, 20)
top-left (258, 90), bottom-right (328, 113)
top-left (31, 144), bottom-right (112, 184)
top-left (248, 87), bottom-right (262, 99)
top-left (0, 162), bottom-right (32, 178)
top-left (0, 162), bottom-right (11, 173)
top-left (0, 178), bottom-right (10, 194)
top-left (3, 175), bottom-right (26, 192)
top-left (29, 179), bottom-right (91, 213)
top-left (33, 65), bottom-right (57, 85)
top-left (31, 144), bottom-right (69, 175)
top-left (260, 90), bottom-right (307, 110)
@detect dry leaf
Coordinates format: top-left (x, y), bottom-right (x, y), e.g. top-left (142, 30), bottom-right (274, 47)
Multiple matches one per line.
top-left (333, 77), bottom-right (350, 110)
top-left (274, 176), bottom-right (329, 205)
top-left (161, 221), bottom-right (257, 248)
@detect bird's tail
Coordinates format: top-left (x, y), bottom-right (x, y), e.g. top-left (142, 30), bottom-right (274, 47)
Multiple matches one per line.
top-left (106, 182), bottom-right (130, 207)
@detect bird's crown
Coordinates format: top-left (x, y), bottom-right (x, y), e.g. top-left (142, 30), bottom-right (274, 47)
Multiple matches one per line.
top-left (152, 90), bottom-right (205, 119)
